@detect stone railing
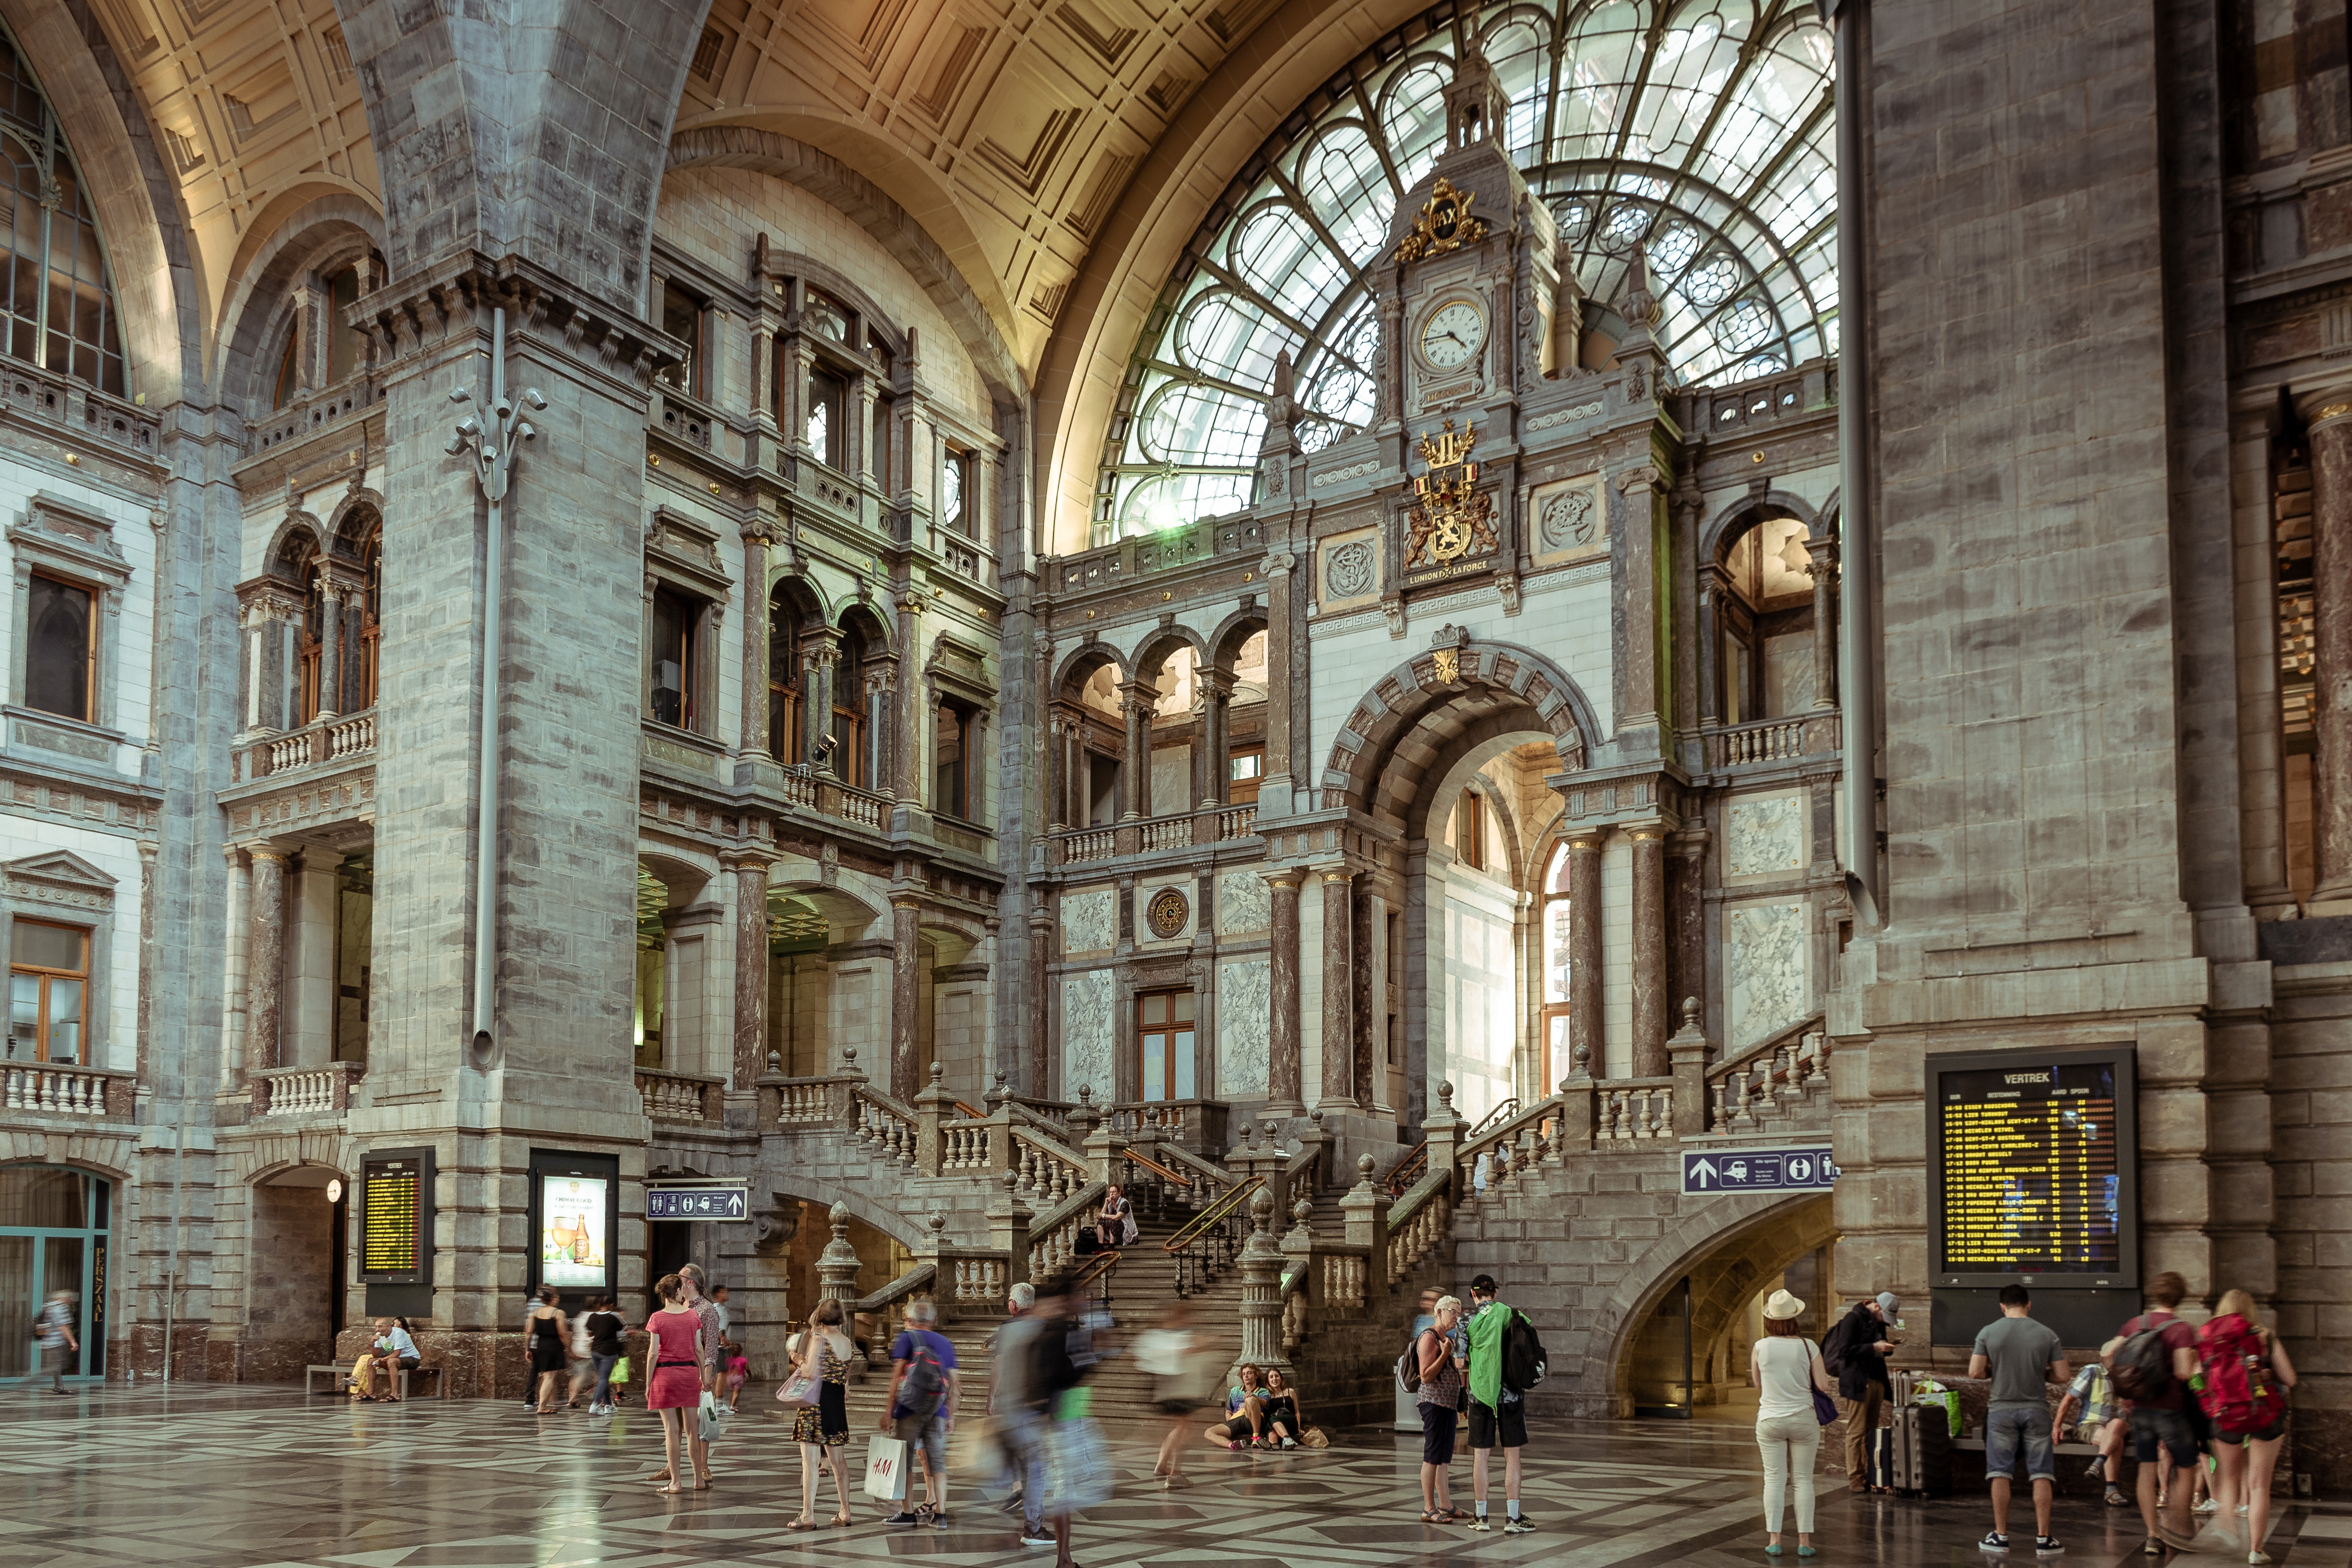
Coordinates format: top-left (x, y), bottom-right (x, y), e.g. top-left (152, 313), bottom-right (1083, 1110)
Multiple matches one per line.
top-left (1695, 360), bottom-right (1834, 436)
top-left (1136, 1138), bottom-right (1237, 1208)
top-left (838, 784), bottom-right (891, 830)
top-left (1054, 511), bottom-right (1267, 593)
top-left (854, 1085), bottom-right (920, 1166)
top-left (244, 374), bottom-right (378, 455)
top-left (3, 1062), bottom-right (133, 1119)
top-left (0, 365), bottom-right (163, 457)
top-left (1049, 800), bottom-right (1264, 867)
top-left (1029, 1178), bottom-right (1107, 1276)
top-left (941, 1118), bottom-right (992, 1170)
top-left (1386, 1169), bottom-right (1451, 1279)
top-left (1707, 1011), bottom-right (1830, 1133)
top-left (1060, 827), bottom-right (1116, 864)
top-left (1704, 711), bottom-right (1837, 769)
top-left (1012, 1125), bottom-right (1089, 1203)
top-left (637, 1067), bottom-right (724, 1125)
top-left (1593, 1076), bottom-right (1678, 1142)
top-left (1454, 1094), bottom-right (1564, 1192)
top-left (1216, 803), bottom-right (1257, 840)
top-left (1140, 815), bottom-right (1192, 852)
top-left (252, 1061), bottom-right (365, 1117)
top-left (778, 768), bottom-right (817, 809)
top-left (234, 708), bottom-right (379, 783)
top-left (1104, 1098), bottom-right (1232, 1156)
top-left (768, 1073), bottom-right (852, 1125)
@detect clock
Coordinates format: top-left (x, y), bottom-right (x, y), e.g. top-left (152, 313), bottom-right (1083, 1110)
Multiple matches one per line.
top-left (1419, 300), bottom-right (1487, 370)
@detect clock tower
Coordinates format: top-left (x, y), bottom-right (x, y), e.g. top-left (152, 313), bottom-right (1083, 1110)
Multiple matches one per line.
top-left (1378, 44), bottom-right (1580, 595)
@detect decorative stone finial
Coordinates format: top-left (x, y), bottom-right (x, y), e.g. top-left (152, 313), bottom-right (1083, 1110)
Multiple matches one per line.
top-left (1680, 996), bottom-right (1703, 1033)
top-left (767, 1047), bottom-right (782, 1074)
top-left (1249, 1188), bottom-right (1276, 1230)
top-left (931, 1061), bottom-right (945, 1083)
top-left (1358, 1152), bottom-right (1377, 1182)
top-left (1004, 1168), bottom-right (1022, 1195)
top-left (1078, 1083), bottom-right (1094, 1105)
top-left (1438, 1081), bottom-right (1455, 1108)
top-left (1309, 1106), bottom-right (1325, 1128)
top-left (928, 1210), bottom-right (947, 1238)
top-left (1292, 1197), bottom-right (1314, 1227)
top-left (843, 1045), bottom-right (858, 1071)
top-left (828, 1200), bottom-right (850, 1237)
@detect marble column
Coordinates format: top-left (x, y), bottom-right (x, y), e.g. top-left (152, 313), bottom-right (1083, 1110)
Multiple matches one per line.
top-left (245, 845), bottom-right (287, 1074)
top-left (1266, 869), bottom-right (1305, 1113)
top-left (1259, 552), bottom-right (1294, 812)
top-left (1629, 824), bottom-right (1668, 1077)
top-left (316, 580), bottom-right (344, 719)
top-left (1352, 882), bottom-right (1381, 1105)
top-left (894, 593), bottom-right (923, 805)
top-left (728, 854), bottom-right (773, 1090)
top-left (1120, 682), bottom-right (1152, 819)
top-left (218, 846), bottom-right (250, 1093)
top-left (2304, 396), bottom-right (2352, 908)
top-left (890, 894), bottom-right (922, 1098)
top-left (1668, 832), bottom-right (1708, 1033)
top-left (1201, 668), bottom-right (1234, 808)
top-left (803, 636), bottom-right (837, 768)
top-left (740, 520), bottom-right (778, 756)
top-left (1027, 906), bottom-right (1053, 1096)
top-left (1319, 869), bottom-right (1358, 1109)
top-left (1697, 565), bottom-right (1726, 727)
top-left (1567, 831), bottom-right (1604, 1078)
top-left (1806, 534), bottom-right (1839, 710)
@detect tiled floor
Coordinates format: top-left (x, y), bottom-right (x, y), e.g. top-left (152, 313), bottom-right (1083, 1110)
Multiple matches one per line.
top-left (2, 1385), bottom-right (2346, 1568)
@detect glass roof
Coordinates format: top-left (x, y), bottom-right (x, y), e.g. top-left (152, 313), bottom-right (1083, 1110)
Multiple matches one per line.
top-left (1096, 0), bottom-right (1835, 539)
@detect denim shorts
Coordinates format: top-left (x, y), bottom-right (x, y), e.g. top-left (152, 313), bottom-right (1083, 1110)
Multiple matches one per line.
top-left (1985, 1405), bottom-right (2054, 1482)
top-left (2128, 1405), bottom-right (2200, 1466)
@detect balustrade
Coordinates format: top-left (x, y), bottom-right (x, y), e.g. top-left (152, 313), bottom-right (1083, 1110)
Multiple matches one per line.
top-left (1216, 803), bottom-right (1257, 839)
top-left (237, 707), bottom-right (379, 782)
top-left (942, 1120), bottom-right (991, 1170)
top-left (3, 1063), bottom-right (123, 1117)
top-left (1322, 1251), bottom-right (1367, 1307)
top-left (1705, 713), bottom-right (1835, 769)
top-left (773, 1078), bottom-right (835, 1123)
top-left (838, 785), bottom-right (889, 829)
top-left (1386, 1185), bottom-right (1449, 1278)
top-left (637, 1069), bottom-right (723, 1124)
top-left (1013, 1129), bottom-right (1087, 1203)
top-left (1060, 827), bottom-right (1116, 864)
top-left (252, 1062), bottom-right (363, 1117)
top-left (855, 1090), bottom-right (918, 1166)
top-left (1707, 1023), bottom-right (1829, 1133)
top-left (951, 1255), bottom-right (1008, 1303)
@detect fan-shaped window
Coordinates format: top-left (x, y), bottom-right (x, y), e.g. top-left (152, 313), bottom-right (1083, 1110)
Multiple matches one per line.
top-left (0, 27), bottom-right (126, 397)
top-left (1096, 0), bottom-right (1836, 540)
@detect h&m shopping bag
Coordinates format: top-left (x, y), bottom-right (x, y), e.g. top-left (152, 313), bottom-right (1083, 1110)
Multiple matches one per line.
top-left (864, 1434), bottom-right (910, 1501)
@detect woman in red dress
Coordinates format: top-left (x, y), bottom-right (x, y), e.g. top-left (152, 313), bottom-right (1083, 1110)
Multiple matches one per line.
top-left (645, 1274), bottom-right (708, 1493)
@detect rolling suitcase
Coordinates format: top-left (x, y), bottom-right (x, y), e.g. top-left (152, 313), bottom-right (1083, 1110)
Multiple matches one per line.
top-left (1890, 1403), bottom-right (1951, 1497)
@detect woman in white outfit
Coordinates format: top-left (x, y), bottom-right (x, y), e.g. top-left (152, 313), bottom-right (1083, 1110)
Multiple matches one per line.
top-left (1750, 1289), bottom-right (1839, 1557)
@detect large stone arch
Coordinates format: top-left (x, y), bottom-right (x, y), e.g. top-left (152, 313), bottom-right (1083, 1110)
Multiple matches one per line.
top-left (211, 192), bottom-right (387, 410)
top-left (1700, 488), bottom-right (1821, 567)
top-left (333, 0), bottom-right (708, 310)
top-left (1321, 639), bottom-right (1602, 829)
top-left (665, 127), bottom-right (1023, 401)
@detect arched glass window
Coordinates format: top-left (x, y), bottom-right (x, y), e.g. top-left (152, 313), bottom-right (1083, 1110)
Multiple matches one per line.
top-left (0, 27), bottom-right (127, 397)
top-left (1541, 840), bottom-right (1573, 1084)
top-left (1098, 0), bottom-right (1835, 537)
top-left (354, 518), bottom-right (383, 709)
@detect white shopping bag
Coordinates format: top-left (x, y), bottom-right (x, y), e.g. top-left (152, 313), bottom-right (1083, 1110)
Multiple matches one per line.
top-left (864, 1434), bottom-right (909, 1501)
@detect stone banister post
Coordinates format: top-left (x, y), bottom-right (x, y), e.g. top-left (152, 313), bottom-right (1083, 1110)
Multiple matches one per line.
top-left (1340, 1154), bottom-right (1388, 1287)
top-left (817, 1200), bottom-right (863, 1310)
top-left (915, 1060), bottom-right (956, 1176)
top-left (988, 1168), bottom-right (1033, 1270)
top-left (1423, 1081), bottom-right (1465, 1198)
top-left (1232, 1189), bottom-right (1292, 1381)
top-left (1666, 996), bottom-right (1712, 1136)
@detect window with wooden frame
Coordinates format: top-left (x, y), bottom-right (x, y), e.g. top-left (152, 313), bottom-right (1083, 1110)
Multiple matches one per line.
top-left (1227, 744), bottom-right (1265, 806)
top-left (325, 265), bottom-right (364, 385)
top-left (657, 281), bottom-right (706, 399)
top-left (935, 695), bottom-right (980, 821)
top-left (647, 585), bottom-right (705, 731)
top-left (1137, 989), bottom-right (1196, 1102)
top-left (1452, 789), bottom-right (1485, 871)
top-left (354, 520), bottom-right (383, 709)
top-left (768, 590), bottom-right (802, 766)
top-left (7, 918), bottom-right (86, 1063)
top-left (832, 620), bottom-right (875, 786)
top-left (1539, 842), bottom-right (1573, 1087)
top-left (26, 572), bottom-right (96, 722)
top-left (294, 551), bottom-right (326, 726)
top-left (272, 332), bottom-right (300, 409)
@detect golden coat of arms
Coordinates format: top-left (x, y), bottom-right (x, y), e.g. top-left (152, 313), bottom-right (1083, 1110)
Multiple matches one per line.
top-left (1395, 176), bottom-right (1489, 263)
top-left (1406, 420), bottom-right (1499, 570)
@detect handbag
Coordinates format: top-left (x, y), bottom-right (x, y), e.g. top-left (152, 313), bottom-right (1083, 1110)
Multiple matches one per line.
top-left (610, 1356), bottom-right (630, 1386)
top-left (1812, 1388), bottom-right (1839, 1425)
top-left (864, 1434), bottom-right (910, 1501)
top-left (776, 1369), bottom-right (821, 1405)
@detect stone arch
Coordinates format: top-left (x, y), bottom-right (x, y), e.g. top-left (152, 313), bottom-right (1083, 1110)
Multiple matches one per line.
top-left (1051, 641), bottom-right (1127, 702)
top-left (337, 0), bottom-right (706, 310)
top-left (1207, 607), bottom-right (1268, 669)
top-left (1321, 640), bottom-right (1602, 828)
top-left (665, 127), bottom-right (1022, 400)
top-left (0, 1144), bottom-right (135, 1184)
top-left (837, 599), bottom-right (896, 655)
top-left (752, 1177), bottom-right (927, 1251)
top-left (768, 878), bottom-right (886, 942)
top-left (771, 570), bottom-right (831, 628)
top-left (640, 848), bottom-right (718, 910)
top-left (1583, 1191), bottom-right (1837, 1417)
top-left (325, 489), bottom-right (387, 559)
top-left (211, 192), bottom-right (386, 407)
top-left (1700, 489), bottom-right (1820, 567)
top-left (1130, 624), bottom-right (1210, 695)
top-left (264, 514), bottom-right (329, 579)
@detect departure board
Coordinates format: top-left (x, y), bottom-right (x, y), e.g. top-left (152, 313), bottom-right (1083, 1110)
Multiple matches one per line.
top-left (361, 1152), bottom-right (430, 1284)
top-left (1931, 1051), bottom-right (2134, 1281)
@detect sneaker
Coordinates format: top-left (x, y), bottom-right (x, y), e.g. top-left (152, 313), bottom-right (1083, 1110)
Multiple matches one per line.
top-left (1020, 1532), bottom-right (1056, 1548)
top-left (1001, 1492), bottom-right (1026, 1515)
top-left (2035, 1537), bottom-right (2063, 1556)
top-left (2105, 1490), bottom-right (2132, 1508)
top-left (1281, 1437), bottom-right (1298, 1449)
top-left (1981, 1532), bottom-right (2010, 1554)
top-left (2249, 1553), bottom-right (2273, 1565)
top-left (1504, 1518), bottom-right (1533, 1535)
top-left (2141, 1539), bottom-right (2163, 1557)
top-left (930, 1513), bottom-right (949, 1531)
top-left (1228, 1441), bottom-right (1244, 1452)
top-left (2196, 1500), bottom-right (2220, 1515)
top-left (885, 1512), bottom-right (921, 1527)
top-left (1465, 1517), bottom-right (1490, 1532)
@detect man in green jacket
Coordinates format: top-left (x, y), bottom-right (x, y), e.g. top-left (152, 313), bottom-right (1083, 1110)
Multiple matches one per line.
top-left (1463, 1275), bottom-right (1531, 1533)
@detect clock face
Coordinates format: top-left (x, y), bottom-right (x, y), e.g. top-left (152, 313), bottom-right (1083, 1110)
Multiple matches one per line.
top-left (1420, 300), bottom-right (1486, 370)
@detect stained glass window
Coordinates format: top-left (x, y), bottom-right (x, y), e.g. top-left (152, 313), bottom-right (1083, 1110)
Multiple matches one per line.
top-left (0, 26), bottom-right (126, 396)
top-left (1096, 0), bottom-right (1835, 541)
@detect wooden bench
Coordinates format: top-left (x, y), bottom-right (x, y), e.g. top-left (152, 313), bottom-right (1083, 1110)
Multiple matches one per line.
top-left (305, 1361), bottom-right (445, 1400)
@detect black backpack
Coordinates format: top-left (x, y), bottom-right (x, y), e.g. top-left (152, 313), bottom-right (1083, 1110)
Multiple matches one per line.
top-left (898, 1332), bottom-right (949, 1420)
top-left (2111, 1322), bottom-right (2176, 1404)
top-left (1395, 1329), bottom-right (1428, 1394)
top-left (1820, 1308), bottom-right (1858, 1376)
top-left (1501, 1310), bottom-right (1547, 1392)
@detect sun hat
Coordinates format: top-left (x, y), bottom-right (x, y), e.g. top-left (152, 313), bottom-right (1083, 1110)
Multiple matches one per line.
top-left (1764, 1289), bottom-right (1805, 1321)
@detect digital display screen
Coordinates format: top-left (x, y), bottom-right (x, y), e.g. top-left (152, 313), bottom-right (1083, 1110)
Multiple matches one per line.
top-left (1936, 1059), bottom-right (2121, 1274)
top-left (361, 1156), bottom-right (425, 1282)
top-left (538, 1173), bottom-right (611, 1290)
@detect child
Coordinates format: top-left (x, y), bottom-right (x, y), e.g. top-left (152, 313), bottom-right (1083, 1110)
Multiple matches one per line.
top-left (726, 1348), bottom-right (750, 1410)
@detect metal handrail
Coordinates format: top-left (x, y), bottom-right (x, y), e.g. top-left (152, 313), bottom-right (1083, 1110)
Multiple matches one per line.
top-left (1124, 1147), bottom-right (1192, 1188)
top-left (1163, 1173), bottom-right (1263, 1253)
top-left (1073, 1247), bottom-right (1120, 1299)
top-left (1385, 1098), bottom-right (1522, 1194)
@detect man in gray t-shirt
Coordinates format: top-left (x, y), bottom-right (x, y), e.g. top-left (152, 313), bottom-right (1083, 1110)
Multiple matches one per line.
top-left (1969, 1284), bottom-right (2071, 1554)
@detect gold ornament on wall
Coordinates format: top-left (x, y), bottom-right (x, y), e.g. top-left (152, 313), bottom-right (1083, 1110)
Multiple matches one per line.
top-left (1147, 887), bottom-right (1189, 939)
top-left (1405, 419), bottom-right (1498, 571)
top-left (1395, 176), bottom-right (1488, 263)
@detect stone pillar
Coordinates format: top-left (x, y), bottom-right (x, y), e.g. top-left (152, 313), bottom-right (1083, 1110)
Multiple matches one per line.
top-left (1629, 824), bottom-right (1668, 1077)
top-left (1668, 831), bottom-right (1708, 1033)
top-left (286, 846), bottom-right (344, 1068)
top-left (1339, 1153), bottom-right (1389, 1283)
top-left (218, 845), bottom-right (250, 1093)
top-left (987, 1168), bottom-right (1032, 1266)
top-left (1666, 996), bottom-right (1711, 1136)
top-left (1119, 681), bottom-right (1152, 819)
top-left (1201, 668), bottom-right (1234, 808)
top-left (1319, 868), bottom-right (1357, 1108)
top-left (1697, 564), bottom-right (1726, 727)
top-left (1566, 831), bottom-right (1604, 1078)
top-left (316, 579), bottom-right (344, 719)
top-left (727, 853), bottom-right (773, 1091)
top-left (1232, 1189), bottom-right (1292, 1381)
top-left (1617, 465), bottom-right (1667, 737)
top-left (1351, 882), bottom-right (1380, 1106)
top-left (2302, 395), bottom-right (2352, 909)
top-left (245, 845), bottom-right (287, 1074)
top-left (1266, 868), bottom-right (1305, 1114)
top-left (816, 1200), bottom-right (863, 1310)
top-left (1258, 552), bottom-right (1295, 815)
top-left (890, 893), bottom-right (922, 1098)
top-left (895, 593), bottom-right (924, 806)
top-left (803, 635), bottom-right (838, 768)
top-left (1805, 534), bottom-right (1839, 710)
top-left (740, 520), bottom-right (778, 756)
top-left (1027, 904), bottom-right (1053, 1096)
top-left (1047, 715), bottom-right (1069, 832)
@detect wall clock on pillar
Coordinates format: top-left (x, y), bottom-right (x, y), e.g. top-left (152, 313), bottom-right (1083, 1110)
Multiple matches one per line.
top-left (1147, 887), bottom-right (1190, 939)
top-left (1417, 299), bottom-right (1488, 370)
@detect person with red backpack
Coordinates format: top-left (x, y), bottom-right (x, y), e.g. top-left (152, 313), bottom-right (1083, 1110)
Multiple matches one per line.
top-left (2112, 1270), bottom-right (2205, 1555)
top-left (2198, 1288), bottom-right (2299, 1566)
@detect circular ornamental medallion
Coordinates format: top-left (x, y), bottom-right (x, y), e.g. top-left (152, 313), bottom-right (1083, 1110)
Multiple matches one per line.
top-left (1147, 887), bottom-right (1189, 939)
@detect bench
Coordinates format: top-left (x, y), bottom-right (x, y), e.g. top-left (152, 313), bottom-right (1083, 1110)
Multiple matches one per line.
top-left (305, 1361), bottom-right (445, 1401)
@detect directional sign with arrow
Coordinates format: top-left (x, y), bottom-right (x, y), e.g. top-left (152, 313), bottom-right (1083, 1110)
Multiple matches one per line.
top-left (1682, 1147), bottom-right (1838, 1195)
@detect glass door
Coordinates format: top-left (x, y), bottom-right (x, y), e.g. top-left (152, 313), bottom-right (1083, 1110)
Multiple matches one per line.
top-left (0, 1165), bottom-right (105, 1382)
top-left (0, 1237), bottom-right (29, 1377)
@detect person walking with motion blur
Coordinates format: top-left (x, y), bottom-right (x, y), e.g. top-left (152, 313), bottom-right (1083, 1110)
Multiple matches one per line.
top-left (2114, 1270), bottom-right (2207, 1555)
top-left (644, 1274), bottom-right (708, 1495)
top-left (2053, 1341), bottom-right (2129, 1509)
top-left (1414, 1295), bottom-right (1468, 1524)
top-left (784, 1299), bottom-right (856, 1528)
top-left (990, 1281), bottom-right (1055, 1548)
top-left (1751, 1290), bottom-right (1837, 1557)
top-left (1027, 1269), bottom-right (1107, 1568)
top-left (2198, 1289), bottom-right (2298, 1565)
top-left (1970, 1283), bottom-right (2070, 1557)
top-left (584, 1296), bottom-right (626, 1416)
top-left (1139, 1299), bottom-right (1213, 1488)
top-left (526, 1286), bottom-right (570, 1414)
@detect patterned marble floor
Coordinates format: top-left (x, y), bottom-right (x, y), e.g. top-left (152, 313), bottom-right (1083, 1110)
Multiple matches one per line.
top-left (3, 1384), bottom-right (2349, 1568)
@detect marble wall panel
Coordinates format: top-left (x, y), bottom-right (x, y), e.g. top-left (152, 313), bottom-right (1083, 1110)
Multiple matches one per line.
top-left (1219, 869), bottom-right (1271, 934)
top-left (1217, 957), bottom-right (1270, 1097)
top-left (1061, 887), bottom-right (1116, 954)
top-left (1061, 968), bottom-right (1115, 1102)
top-left (1725, 792), bottom-right (1806, 880)
top-left (1726, 899), bottom-right (1808, 1048)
